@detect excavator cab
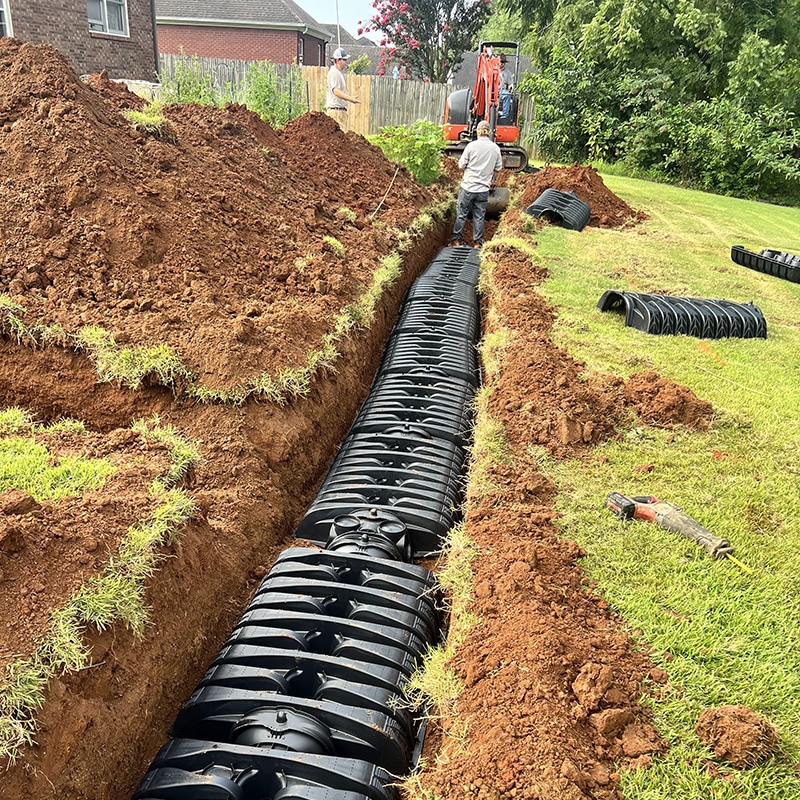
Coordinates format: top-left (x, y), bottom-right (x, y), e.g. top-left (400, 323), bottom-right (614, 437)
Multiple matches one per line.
top-left (444, 41), bottom-right (528, 172)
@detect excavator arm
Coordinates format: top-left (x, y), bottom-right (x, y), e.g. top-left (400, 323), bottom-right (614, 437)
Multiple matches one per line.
top-left (443, 41), bottom-right (528, 172)
top-left (469, 45), bottom-right (501, 135)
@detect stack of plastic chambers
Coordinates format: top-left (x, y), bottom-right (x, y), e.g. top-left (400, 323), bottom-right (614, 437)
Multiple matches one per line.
top-left (131, 246), bottom-right (482, 800)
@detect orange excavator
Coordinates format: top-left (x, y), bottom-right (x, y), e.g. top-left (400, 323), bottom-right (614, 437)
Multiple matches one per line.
top-left (444, 41), bottom-right (528, 171)
top-left (444, 41), bottom-right (528, 215)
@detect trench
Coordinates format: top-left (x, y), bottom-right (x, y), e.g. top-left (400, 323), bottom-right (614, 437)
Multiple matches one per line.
top-left (0, 222), bottom-right (477, 799)
top-left (125, 241), bottom-right (483, 798)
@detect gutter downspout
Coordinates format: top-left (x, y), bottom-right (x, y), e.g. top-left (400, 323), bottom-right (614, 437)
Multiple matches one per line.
top-left (150, 0), bottom-right (159, 79)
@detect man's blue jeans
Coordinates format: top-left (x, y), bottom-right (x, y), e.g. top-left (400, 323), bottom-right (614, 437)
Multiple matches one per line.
top-left (500, 89), bottom-right (511, 119)
top-left (451, 188), bottom-right (489, 244)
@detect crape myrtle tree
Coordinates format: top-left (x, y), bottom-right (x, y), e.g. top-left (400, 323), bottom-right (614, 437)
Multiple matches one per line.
top-left (358, 0), bottom-right (492, 81)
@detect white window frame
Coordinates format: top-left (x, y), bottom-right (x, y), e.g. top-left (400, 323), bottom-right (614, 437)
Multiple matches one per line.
top-left (0, 0), bottom-right (13, 39)
top-left (87, 0), bottom-right (129, 37)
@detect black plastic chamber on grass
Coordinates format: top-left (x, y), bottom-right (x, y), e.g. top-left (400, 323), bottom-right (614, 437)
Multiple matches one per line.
top-left (597, 290), bottom-right (767, 339)
top-left (731, 245), bottom-right (800, 283)
top-left (524, 188), bottom-right (591, 232)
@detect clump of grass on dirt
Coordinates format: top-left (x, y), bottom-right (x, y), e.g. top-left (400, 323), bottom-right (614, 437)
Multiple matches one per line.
top-left (0, 294), bottom-right (30, 343)
top-left (0, 409), bottom-right (114, 500)
top-left (322, 235), bottom-right (345, 259)
top-left (0, 413), bottom-right (200, 764)
top-left (533, 175), bottom-right (800, 797)
top-left (403, 524), bottom-right (479, 717)
top-left (335, 206), bottom-right (357, 223)
top-left (122, 100), bottom-right (175, 141)
top-left (75, 327), bottom-right (195, 393)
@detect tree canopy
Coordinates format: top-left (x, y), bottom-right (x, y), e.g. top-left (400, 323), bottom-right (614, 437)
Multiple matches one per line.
top-left (497, 0), bottom-right (800, 201)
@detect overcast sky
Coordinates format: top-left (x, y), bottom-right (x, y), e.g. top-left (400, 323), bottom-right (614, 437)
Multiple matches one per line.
top-left (296, 0), bottom-right (379, 41)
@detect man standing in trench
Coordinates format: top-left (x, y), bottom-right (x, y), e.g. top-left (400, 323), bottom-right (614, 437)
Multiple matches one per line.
top-left (450, 120), bottom-right (503, 248)
top-left (326, 48), bottom-right (360, 132)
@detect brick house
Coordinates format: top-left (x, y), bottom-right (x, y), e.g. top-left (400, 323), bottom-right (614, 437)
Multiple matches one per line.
top-left (0, 0), bottom-right (158, 80)
top-left (155, 0), bottom-right (331, 66)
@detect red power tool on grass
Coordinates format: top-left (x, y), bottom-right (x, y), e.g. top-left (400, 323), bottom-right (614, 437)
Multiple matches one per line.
top-left (605, 492), bottom-right (735, 560)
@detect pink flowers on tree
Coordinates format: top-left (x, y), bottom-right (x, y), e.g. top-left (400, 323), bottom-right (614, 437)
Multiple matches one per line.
top-left (359, 0), bottom-right (492, 82)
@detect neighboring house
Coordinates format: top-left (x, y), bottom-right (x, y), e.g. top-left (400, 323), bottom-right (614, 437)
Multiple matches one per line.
top-left (0, 0), bottom-right (158, 80)
top-left (155, 0), bottom-right (332, 66)
top-left (318, 24), bottom-right (382, 74)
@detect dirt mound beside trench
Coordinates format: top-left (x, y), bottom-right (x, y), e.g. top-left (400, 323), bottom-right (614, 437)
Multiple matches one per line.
top-left (416, 230), bottom-right (711, 796)
top-left (516, 163), bottom-right (649, 229)
top-left (0, 38), bottom-right (445, 391)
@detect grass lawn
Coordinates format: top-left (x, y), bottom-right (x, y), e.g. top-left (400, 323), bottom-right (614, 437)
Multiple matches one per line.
top-left (537, 176), bottom-right (800, 798)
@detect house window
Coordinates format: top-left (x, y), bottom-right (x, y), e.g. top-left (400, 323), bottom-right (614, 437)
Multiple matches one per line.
top-left (87, 0), bottom-right (129, 36)
top-left (298, 37), bottom-right (304, 65)
top-left (0, 0), bottom-right (11, 38)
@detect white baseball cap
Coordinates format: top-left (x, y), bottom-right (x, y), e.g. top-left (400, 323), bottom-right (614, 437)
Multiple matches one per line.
top-left (333, 48), bottom-right (350, 60)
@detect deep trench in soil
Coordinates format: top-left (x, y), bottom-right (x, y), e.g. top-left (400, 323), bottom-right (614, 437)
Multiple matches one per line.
top-left (0, 231), bottom-right (452, 798)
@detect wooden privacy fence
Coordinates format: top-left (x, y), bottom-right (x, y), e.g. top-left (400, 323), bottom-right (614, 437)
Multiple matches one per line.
top-left (158, 55), bottom-right (536, 153)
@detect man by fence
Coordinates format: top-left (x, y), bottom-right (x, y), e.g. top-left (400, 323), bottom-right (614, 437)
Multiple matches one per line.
top-left (326, 48), bottom-right (360, 132)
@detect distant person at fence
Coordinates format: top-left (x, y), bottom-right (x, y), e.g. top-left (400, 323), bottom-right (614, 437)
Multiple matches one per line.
top-left (499, 55), bottom-right (513, 119)
top-left (326, 48), bottom-right (360, 132)
top-left (450, 120), bottom-right (503, 249)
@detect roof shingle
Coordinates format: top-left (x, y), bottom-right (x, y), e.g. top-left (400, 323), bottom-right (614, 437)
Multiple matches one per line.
top-left (156, 0), bottom-right (326, 34)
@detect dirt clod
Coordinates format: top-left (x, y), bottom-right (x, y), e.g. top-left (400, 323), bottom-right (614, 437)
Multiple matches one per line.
top-left (696, 705), bottom-right (780, 768)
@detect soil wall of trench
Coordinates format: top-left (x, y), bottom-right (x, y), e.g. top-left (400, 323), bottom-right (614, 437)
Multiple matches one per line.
top-left (0, 224), bottom-right (449, 799)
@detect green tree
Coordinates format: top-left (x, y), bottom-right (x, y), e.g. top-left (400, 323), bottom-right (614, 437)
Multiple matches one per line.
top-left (501, 0), bottom-right (800, 201)
top-left (160, 51), bottom-right (224, 106)
top-left (360, 0), bottom-right (492, 81)
top-left (348, 53), bottom-right (372, 75)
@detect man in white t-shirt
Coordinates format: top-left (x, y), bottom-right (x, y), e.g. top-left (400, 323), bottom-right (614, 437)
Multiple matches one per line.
top-left (326, 48), bottom-right (360, 132)
top-left (450, 120), bottom-right (503, 248)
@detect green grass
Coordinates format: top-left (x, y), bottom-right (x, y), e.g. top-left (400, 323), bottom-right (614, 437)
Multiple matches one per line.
top-left (0, 413), bottom-right (200, 763)
top-left (534, 177), bottom-right (800, 797)
top-left (0, 409), bottom-right (114, 500)
top-left (403, 523), bottom-right (479, 716)
top-left (121, 100), bottom-right (173, 140)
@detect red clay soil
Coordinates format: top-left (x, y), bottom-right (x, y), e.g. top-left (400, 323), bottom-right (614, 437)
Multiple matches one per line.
top-left (0, 38), bottom-right (717, 800)
top-left (515, 164), bottom-right (650, 229)
top-left (695, 706), bottom-right (780, 769)
top-left (0, 39), bottom-right (441, 391)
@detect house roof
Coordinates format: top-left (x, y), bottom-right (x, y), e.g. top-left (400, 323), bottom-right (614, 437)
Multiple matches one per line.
top-left (155, 0), bottom-right (331, 40)
top-left (318, 24), bottom-right (359, 46)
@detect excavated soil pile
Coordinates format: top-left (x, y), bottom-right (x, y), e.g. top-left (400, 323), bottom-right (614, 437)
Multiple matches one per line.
top-left (516, 163), bottom-right (649, 229)
top-left (0, 38), bottom-right (444, 390)
top-left (0, 37), bottom-right (716, 800)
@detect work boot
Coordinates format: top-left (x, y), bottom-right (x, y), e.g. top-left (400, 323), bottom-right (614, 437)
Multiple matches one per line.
top-left (450, 239), bottom-right (466, 247)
